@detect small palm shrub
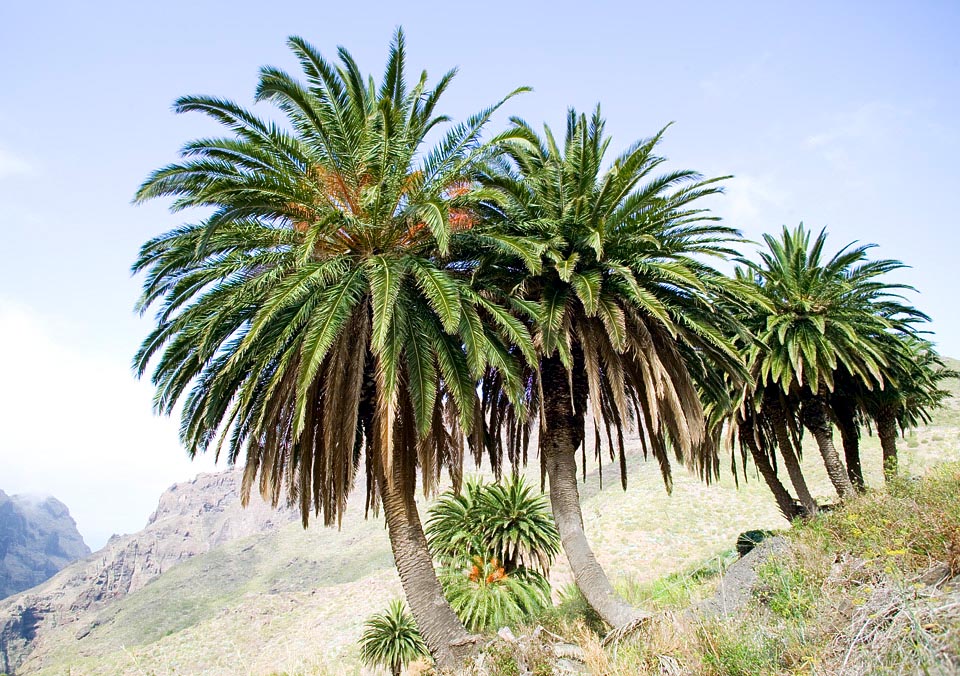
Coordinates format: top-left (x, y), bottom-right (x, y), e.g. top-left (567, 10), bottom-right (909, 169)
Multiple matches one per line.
top-left (426, 475), bottom-right (561, 574)
top-left (441, 556), bottom-right (551, 632)
top-left (426, 475), bottom-right (560, 631)
top-left (359, 599), bottom-right (429, 676)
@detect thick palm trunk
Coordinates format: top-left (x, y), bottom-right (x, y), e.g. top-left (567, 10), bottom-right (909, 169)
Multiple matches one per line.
top-left (764, 395), bottom-right (818, 514)
top-left (540, 356), bottom-right (645, 629)
top-left (379, 459), bottom-right (474, 671)
top-left (742, 425), bottom-right (801, 521)
top-left (800, 396), bottom-right (857, 500)
top-left (832, 396), bottom-right (865, 491)
top-left (875, 409), bottom-right (899, 482)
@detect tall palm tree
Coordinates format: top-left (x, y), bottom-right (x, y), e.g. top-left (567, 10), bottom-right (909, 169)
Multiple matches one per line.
top-left (861, 336), bottom-right (957, 480)
top-left (132, 31), bottom-right (529, 669)
top-left (739, 225), bottom-right (913, 501)
top-left (466, 109), bottom-right (744, 628)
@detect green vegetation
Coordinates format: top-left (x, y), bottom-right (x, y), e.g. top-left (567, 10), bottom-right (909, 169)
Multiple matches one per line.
top-left (425, 475), bottom-right (560, 575)
top-left (557, 464), bottom-right (960, 675)
top-left (427, 476), bottom-right (557, 632)
top-left (359, 599), bottom-right (429, 676)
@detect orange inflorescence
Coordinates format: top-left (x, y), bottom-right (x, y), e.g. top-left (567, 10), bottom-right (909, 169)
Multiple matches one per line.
top-left (486, 566), bottom-right (506, 584)
top-left (448, 208), bottom-right (476, 231)
top-left (466, 556), bottom-right (508, 585)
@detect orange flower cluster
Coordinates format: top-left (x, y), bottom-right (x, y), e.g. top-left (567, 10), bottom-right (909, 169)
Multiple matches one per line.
top-left (467, 556), bottom-right (507, 585)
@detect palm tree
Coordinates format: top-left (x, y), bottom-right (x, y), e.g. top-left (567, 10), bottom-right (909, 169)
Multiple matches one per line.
top-left (425, 476), bottom-right (557, 633)
top-left (861, 336), bottom-right (957, 480)
top-left (360, 599), bottom-right (429, 676)
top-left (704, 380), bottom-right (805, 522)
top-left (440, 556), bottom-right (551, 632)
top-left (467, 109), bottom-right (744, 628)
top-left (739, 225), bottom-right (913, 501)
top-left (132, 31), bottom-right (530, 669)
top-left (425, 475), bottom-right (561, 575)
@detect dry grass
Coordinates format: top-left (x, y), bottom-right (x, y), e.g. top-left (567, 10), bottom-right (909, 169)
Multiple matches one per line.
top-left (20, 390), bottom-right (960, 675)
top-left (542, 464), bottom-right (960, 676)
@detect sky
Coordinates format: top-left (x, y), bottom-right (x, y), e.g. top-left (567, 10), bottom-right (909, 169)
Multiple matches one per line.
top-left (1, 1), bottom-right (958, 549)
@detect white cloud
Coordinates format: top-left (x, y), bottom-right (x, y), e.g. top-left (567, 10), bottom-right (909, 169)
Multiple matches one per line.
top-left (716, 173), bottom-right (792, 240)
top-left (0, 147), bottom-right (33, 178)
top-left (0, 300), bottom-right (217, 549)
top-left (804, 102), bottom-right (906, 149)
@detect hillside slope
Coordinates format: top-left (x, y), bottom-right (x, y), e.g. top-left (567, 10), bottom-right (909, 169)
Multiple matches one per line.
top-left (7, 374), bottom-right (959, 675)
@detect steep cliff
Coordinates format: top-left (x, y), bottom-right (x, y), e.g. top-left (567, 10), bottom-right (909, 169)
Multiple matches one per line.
top-left (0, 470), bottom-right (297, 674)
top-left (0, 490), bottom-right (90, 600)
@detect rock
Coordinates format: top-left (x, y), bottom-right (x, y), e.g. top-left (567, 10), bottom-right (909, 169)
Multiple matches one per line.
top-left (0, 490), bottom-right (90, 600)
top-left (698, 536), bottom-right (790, 618)
top-left (498, 626), bottom-right (518, 643)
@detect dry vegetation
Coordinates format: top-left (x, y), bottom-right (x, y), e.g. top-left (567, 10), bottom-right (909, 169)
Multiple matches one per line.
top-left (17, 367), bottom-right (960, 675)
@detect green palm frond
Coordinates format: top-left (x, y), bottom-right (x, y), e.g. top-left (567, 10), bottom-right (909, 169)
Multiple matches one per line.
top-left (440, 559), bottom-right (551, 632)
top-left (425, 475), bottom-right (560, 575)
top-left (133, 30), bottom-right (532, 527)
top-left (359, 599), bottom-right (429, 674)
top-left (471, 107), bottom-right (749, 485)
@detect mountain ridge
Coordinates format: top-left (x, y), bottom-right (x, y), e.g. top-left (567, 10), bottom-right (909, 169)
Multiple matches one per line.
top-left (0, 490), bottom-right (90, 602)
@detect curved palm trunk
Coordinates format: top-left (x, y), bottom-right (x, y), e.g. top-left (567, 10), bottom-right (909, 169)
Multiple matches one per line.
top-left (832, 397), bottom-right (865, 492)
top-left (741, 425), bottom-right (802, 521)
top-left (875, 409), bottom-right (899, 482)
top-left (765, 395), bottom-right (818, 514)
top-left (540, 356), bottom-right (646, 629)
top-left (379, 458), bottom-right (475, 671)
top-left (800, 395), bottom-right (857, 500)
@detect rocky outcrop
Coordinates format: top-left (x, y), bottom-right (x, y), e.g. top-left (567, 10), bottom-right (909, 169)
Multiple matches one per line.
top-left (0, 490), bottom-right (90, 600)
top-left (0, 469), bottom-right (296, 674)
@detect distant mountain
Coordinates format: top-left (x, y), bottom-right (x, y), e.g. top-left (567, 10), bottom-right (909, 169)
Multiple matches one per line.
top-left (0, 490), bottom-right (89, 600)
top-left (0, 470), bottom-right (299, 674)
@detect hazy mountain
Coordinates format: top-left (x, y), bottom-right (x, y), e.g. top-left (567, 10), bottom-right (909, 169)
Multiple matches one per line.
top-left (0, 470), bottom-right (300, 674)
top-left (0, 490), bottom-right (90, 600)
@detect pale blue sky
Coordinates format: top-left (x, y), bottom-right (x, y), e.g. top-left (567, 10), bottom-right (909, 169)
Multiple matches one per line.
top-left (1, 0), bottom-right (957, 548)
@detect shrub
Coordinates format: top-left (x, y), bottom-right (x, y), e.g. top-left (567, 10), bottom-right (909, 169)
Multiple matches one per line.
top-left (441, 557), bottom-right (551, 632)
top-left (426, 475), bottom-right (561, 575)
top-left (359, 599), bottom-right (429, 676)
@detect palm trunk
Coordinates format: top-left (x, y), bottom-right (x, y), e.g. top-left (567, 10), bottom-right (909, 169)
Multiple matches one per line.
top-left (764, 394), bottom-right (818, 514)
top-left (741, 424), bottom-right (801, 521)
top-left (540, 355), bottom-right (645, 629)
top-left (379, 457), bottom-right (475, 671)
top-left (875, 409), bottom-right (899, 482)
top-left (800, 395), bottom-right (857, 500)
top-left (832, 396), bottom-right (864, 491)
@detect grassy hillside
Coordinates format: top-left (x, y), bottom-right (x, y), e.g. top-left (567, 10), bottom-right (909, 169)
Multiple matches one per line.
top-left (554, 463), bottom-right (960, 675)
top-left (21, 372), bottom-right (960, 675)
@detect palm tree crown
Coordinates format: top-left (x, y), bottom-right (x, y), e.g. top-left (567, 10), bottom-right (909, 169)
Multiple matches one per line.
top-left (133, 30), bottom-right (529, 526)
top-left (473, 108), bottom-right (744, 484)
top-left (740, 224), bottom-right (919, 395)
